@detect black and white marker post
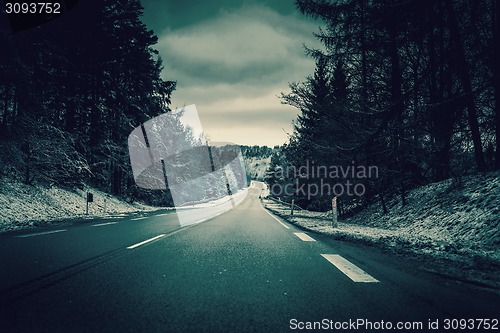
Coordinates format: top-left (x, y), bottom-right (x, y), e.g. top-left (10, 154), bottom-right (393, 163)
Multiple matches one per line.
top-left (331, 197), bottom-right (338, 228)
top-left (86, 192), bottom-right (93, 215)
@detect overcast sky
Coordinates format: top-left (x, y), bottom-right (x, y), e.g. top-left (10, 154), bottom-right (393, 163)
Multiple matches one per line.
top-left (140, 0), bottom-right (322, 147)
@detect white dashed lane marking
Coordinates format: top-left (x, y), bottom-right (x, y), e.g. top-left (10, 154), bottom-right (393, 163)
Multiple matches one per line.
top-left (15, 229), bottom-right (67, 238)
top-left (127, 234), bottom-right (166, 249)
top-left (131, 217), bottom-right (147, 221)
top-left (321, 254), bottom-right (379, 283)
top-left (293, 232), bottom-right (316, 242)
top-left (92, 222), bottom-right (118, 227)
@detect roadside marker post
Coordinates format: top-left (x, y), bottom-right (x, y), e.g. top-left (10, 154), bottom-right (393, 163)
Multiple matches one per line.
top-left (86, 192), bottom-right (93, 215)
top-left (331, 197), bottom-right (338, 228)
top-left (291, 199), bottom-right (294, 216)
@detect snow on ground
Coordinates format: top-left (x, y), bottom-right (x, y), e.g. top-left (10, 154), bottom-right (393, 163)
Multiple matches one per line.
top-left (0, 179), bottom-right (163, 233)
top-left (262, 172), bottom-right (500, 289)
top-left (0, 178), bottom-right (249, 233)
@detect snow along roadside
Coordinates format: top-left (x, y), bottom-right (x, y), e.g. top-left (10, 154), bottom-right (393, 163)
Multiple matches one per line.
top-left (0, 179), bottom-right (167, 233)
top-left (261, 198), bottom-right (500, 291)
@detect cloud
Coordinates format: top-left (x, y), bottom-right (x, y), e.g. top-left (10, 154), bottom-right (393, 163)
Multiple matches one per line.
top-left (156, 4), bottom-right (321, 146)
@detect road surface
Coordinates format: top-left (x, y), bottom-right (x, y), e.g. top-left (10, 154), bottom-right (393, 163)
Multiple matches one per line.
top-left (0, 182), bottom-right (499, 332)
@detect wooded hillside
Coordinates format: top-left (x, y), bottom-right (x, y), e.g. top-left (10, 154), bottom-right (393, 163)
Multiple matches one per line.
top-left (0, 1), bottom-right (175, 205)
top-left (270, 0), bottom-right (500, 212)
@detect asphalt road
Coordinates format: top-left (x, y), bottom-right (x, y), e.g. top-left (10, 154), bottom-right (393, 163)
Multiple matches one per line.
top-left (0, 182), bottom-right (499, 332)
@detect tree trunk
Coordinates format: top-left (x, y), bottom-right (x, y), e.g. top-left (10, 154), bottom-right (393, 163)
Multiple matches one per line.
top-left (401, 187), bottom-right (407, 207)
top-left (380, 193), bottom-right (388, 214)
top-left (446, 0), bottom-right (486, 172)
top-left (2, 86), bottom-right (10, 130)
top-left (360, 0), bottom-right (368, 116)
top-left (428, 7), bottom-right (453, 181)
top-left (12, 85), bottom-right (18, 126)
top-left (22, 141), bottom-right (31, 185)
top-left (388, 21), bottom-right (406, 189)
top-left (494, 0), bottom-right (500, 169)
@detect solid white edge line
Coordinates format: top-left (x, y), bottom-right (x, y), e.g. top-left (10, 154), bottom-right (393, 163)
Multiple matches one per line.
top-left (260, 203), bottom-right (290, 229)
top-left (130, 217), bottom-right (147, 221)
top-left (16, 229), bottom-right (67, 238)
top-left (92, 222), bottom-right (118, 227)
top-left (127, 234), bottom-right (166, 249)
top-left (293, 232), bottom-right (316, 242)
top-left (321, 254), bottom-right (379, 283)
